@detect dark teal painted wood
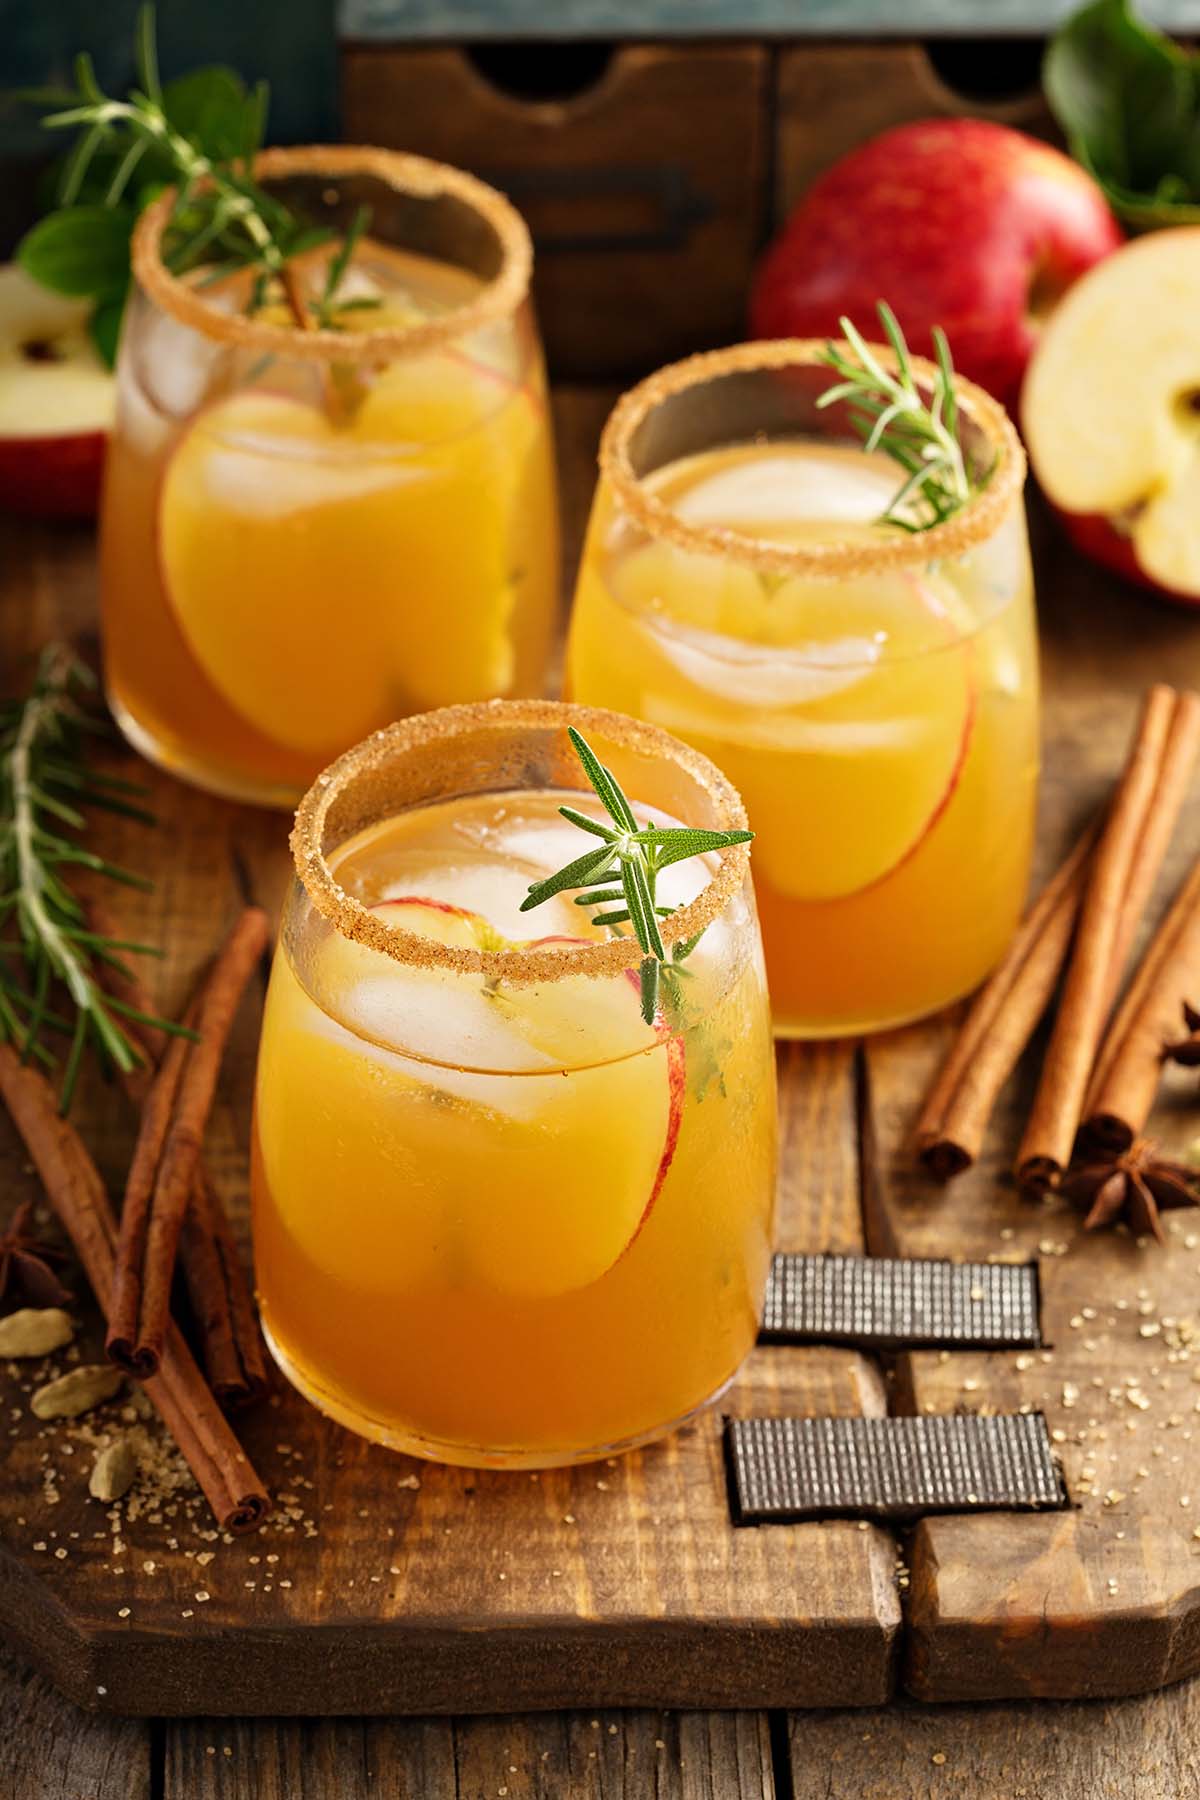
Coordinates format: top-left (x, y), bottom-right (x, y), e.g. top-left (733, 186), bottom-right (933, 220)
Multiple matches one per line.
top-left (0, 0), bottom-right (338, 157)
top-left (338, 0), bottom-right (1200, 41)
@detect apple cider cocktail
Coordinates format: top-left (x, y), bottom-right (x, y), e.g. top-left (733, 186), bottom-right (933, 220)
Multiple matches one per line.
top-left (566, 331), bottom-right (1038, 1036)
top-left (100, 148), bottom-right (558, 806)
top-left (252, 702), bottom-right (776, 1467)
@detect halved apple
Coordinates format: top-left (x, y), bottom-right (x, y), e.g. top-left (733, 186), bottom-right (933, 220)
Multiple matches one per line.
top-left (1023, 228), bottom-right (1200, 604)
top-left (0, 266), bottom-right (114, 517)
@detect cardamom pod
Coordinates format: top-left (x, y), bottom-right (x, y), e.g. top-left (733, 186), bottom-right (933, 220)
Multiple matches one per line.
top-left (0, 1307), bottom-right (74, 1358)
top-left (89, 1434), bottom-right (140, 1502)
top-left (31, 1364), bottom-right (124, 1421)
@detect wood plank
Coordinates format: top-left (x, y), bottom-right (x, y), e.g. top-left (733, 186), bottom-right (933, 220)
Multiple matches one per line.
top-left (165, 1715), bottom-right (457, 1798)
top-left (450, 1711), bottom-right (775, 1800)
top-left (777, 1041), bottom-right (861, 1255)
top-left (0, 1218), bottom-right (899, 1714)
top-left (860, 511), bottom-right (1200, 1702)
top-left (0, 397), bottom-right (899, 1715)
top-left (0, 1640), bottom-right (149, 1800)
top-left (163, 1709), bottom-right (774, 1799)
top-left (787, 1682), bottom-right (1200, 1800)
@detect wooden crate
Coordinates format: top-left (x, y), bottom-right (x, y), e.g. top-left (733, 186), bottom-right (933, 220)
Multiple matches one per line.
top-left (341, 42), bottom-right (769, 377)
top-left (340, 31), bottom-right (1063, 377)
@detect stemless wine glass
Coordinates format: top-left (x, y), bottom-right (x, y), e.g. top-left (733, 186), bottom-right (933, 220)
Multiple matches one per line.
top-left (100, 147), bottom-right (559, 807)
top-left (252, 699), bottom-right (777, 1468)
top-left (566, 341), bottom-right (1038, 1037)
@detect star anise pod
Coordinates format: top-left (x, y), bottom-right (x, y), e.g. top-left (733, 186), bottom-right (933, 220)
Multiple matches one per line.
top-left (1061, 1137), bottom-right (1200, 1245)
top-left (0, 1200), bottom-right (72, 1309)
top-left (1164, 1001), bottom-right (1200, 1067)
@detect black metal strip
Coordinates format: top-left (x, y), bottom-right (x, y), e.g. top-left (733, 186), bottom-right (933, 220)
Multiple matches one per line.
top-left (726, 1413), bottom-right (1066, 1525)
top-left (760, 1253), bottom-right (1041, 1351)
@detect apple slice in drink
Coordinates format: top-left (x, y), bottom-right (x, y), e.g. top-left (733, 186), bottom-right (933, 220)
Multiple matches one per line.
top-left (622, 556), bottom-right (977, 902)
top-left (369, 897), bottom-right (686, 1298)
top-left (1023, 229), bottom-right (1200, 605)
top-left (156, 364), bottom-right (530, 754)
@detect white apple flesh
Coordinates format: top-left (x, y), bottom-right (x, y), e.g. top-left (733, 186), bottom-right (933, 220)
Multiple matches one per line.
top-left (1023, 228), bottom-right (1200, 604)
top-left (0, 266), bottom-right (114, 517)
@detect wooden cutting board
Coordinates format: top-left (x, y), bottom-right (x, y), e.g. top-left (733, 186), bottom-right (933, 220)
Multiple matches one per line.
top-left (2, 390), bottom-right (1200, 1715)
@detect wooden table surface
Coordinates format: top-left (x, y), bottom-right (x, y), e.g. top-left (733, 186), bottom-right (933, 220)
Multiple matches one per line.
top-left (4, 386), bottom-right (1200, 1793)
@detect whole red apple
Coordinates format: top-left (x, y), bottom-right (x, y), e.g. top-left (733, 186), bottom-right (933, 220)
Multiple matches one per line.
top-left (751, 118), bottom-right (1122, 413)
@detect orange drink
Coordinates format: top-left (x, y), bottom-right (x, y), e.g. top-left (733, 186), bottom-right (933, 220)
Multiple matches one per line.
top-left (566, 340), bottom-right (1038, 1036)
top-left (252, 702), bottom-right (776, 1467)
top-left (100, 148), bottom-right (558, 806)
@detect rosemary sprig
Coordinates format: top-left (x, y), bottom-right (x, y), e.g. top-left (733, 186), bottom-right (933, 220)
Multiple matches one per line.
top-left (18, 8), bottom-right (374, 351)
top-left (38, 9), bottom-right (321, 294)
top-left (0, 645), bottom-right (188, 1110)
top-left (816, 301), bottom-right (988, 533)
top-left (519, 728), bottom-right (752, 1026)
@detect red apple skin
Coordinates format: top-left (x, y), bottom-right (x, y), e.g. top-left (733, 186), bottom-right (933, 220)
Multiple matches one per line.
top-left (751, 119), bottom-right (1123, 414)
top-left (1051, 505), bottom-right (1200, 610)
top-left (0, 429), bottom-right (106, 518)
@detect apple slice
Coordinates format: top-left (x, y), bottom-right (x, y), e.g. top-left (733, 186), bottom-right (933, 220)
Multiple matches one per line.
top-left (261, 887), bottom-right (687, 1301)
top-left (0, 266), bottom-right (114, 517)
top-left (629, 568), bottom-right (976, 901)
top-left (370, 896), bottom-right (685, 1298)
top-left (1023, 228), bottom-right (1200, 604)
top-left (156, 373), bottom-right (529, 757)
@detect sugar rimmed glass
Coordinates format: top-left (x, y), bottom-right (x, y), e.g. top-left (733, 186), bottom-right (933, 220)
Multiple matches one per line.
top-left (565, 339), bottom-right (1039, 1037)
top-left (251, 699), bottom-right (777, 1468)
top-left (100, 146), bottom-right (559, 807)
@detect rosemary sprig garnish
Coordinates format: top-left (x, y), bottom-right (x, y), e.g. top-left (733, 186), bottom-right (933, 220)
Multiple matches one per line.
top-left (519, 728), bottom-right (752, 1026)
top-left (18, 7), bottom-right (374, 351)
top-left (816, 301), bottom-right (988, 533)
top-left (0, 646), bottom-right (188, 1110)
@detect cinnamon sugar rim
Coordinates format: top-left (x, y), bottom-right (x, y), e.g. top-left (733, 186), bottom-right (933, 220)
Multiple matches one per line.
top-left (131, 145), bottom-right (532, 360)
top-left (600, 338), bottom-right (1027, 578)
top-left (291, 700), bottom-right (752, 984)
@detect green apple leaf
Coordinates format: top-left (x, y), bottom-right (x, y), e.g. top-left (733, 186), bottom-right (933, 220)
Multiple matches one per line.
top-left (1046, 0), bottom-right (1200, 226)
top-left (88, 287), bottom-right (129, 369)
top-left (16, 205), bottom-right (135, 300)
top-left (162, 66), bottom-right (257, 164)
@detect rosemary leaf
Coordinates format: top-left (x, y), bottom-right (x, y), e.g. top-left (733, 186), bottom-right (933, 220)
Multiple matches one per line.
top-left (816, 301), bottom-right (987, 532)
top-left (0, 644), bottom-right (182, 1106)
top-left (520, 728), bottom-right (753, 1027)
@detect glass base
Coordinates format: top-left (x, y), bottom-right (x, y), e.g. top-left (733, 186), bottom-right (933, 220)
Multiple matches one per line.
top-left (107, 690), bottom-right (304, 811)
top-left (770, 970), bottom-right (997, 1041)
top-left (261, 1316), bottom-right (741, 1470)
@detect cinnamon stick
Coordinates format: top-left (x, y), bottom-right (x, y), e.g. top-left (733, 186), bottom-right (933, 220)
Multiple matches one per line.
top-left (915, 822), bottom-right (1097, 1180)
top-left (108, 908), bottom-right (269, 1378)
top-left (0, 1045), bottom-right (268, 1533)
top-left (178, 1166), bottom-right (269, 1408)
top-left (1016, 685), bottom-right (1196, 1190)
top-left (1108, 690), bottom-right (1200, 994)
top-left (107, 1018), bottom-right (193, 1376)
top-left (89, 906), bottom-right (268, 1407)
top-left (1082, 855), bottom-right (1200, 1153)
